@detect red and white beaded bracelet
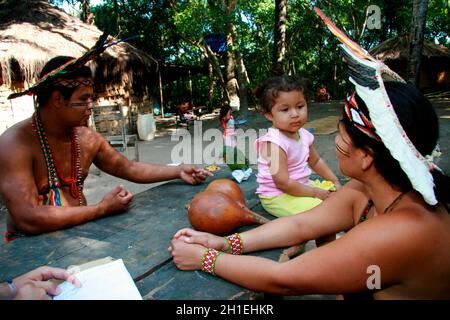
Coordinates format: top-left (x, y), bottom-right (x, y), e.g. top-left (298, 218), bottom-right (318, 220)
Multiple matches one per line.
top-left (224, 233), bottom-right (244, 255)
top-left (201, 248), bottom-right (222, 276)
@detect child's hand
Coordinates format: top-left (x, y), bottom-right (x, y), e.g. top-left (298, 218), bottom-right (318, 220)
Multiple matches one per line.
top-left (314, 188), bottom-right (331, 200)
top-left (333, 180), bottom-right (342, 190)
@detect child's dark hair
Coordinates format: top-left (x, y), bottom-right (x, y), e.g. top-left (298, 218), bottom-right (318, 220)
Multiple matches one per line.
top-left (35, 56), bottom-right (92, 108)
top-left (253, 75), bottom-right (309, 113)
top-left (219, 105), bottom-right (232, 121)
top-left (341, 81), bottom-right (449, 210)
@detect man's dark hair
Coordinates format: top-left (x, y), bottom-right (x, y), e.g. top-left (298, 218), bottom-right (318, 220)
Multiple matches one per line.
top-left (35, 56), bottom-right (92, 108)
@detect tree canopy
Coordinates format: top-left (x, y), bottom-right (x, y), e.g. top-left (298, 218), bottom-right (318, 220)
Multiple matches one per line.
top-left (48, 0), bottom-right (450, 105)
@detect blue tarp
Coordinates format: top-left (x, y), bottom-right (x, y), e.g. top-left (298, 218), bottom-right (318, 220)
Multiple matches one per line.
top-left (204, 33), bottom-right (227, 54)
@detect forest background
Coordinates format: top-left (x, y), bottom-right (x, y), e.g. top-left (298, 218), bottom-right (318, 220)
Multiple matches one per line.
top-left (49, 0), bottom-right (449, 114)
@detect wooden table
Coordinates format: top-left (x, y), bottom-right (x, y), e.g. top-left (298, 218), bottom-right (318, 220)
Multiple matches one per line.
top-left (0, 168), bottom-right (281, 300)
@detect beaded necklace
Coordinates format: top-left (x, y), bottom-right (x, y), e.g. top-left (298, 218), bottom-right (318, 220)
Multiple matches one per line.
top-left (359, 191), bottom-right (407, 224)
top-left (32, 112), bottom-right (84, 206)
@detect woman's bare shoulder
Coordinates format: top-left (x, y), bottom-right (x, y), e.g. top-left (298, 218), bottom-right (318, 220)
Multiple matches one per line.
top-left (342, 179), bottom-right (367, 194)
top-left (349, 195), bottom-right (450, 256)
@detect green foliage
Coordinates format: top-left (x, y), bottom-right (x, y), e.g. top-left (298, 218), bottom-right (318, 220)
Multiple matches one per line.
top-left (60, 0), bottom-right (449, 101)
top-left (426, 0), bottom-right (450, 47)
top-left (223, 146), bottom-right (249, 171)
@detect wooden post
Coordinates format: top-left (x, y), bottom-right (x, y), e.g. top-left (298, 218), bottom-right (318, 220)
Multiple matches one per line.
top-left (158, 68), bottom-right (164, 118)
top-left (188, 69), bottom-right (193, 105)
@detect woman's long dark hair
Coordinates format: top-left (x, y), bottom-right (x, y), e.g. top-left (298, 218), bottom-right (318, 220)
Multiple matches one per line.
top-left (341, 81), bottom-right (449, 210)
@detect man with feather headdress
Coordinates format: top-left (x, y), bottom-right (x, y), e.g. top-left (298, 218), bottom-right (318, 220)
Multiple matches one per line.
top-left (0, 34), bottom-right (212, 239)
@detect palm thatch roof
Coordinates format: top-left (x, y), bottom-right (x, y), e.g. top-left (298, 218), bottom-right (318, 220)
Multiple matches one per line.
top-left (0, 0), bottom-right (158, 97)
top-left (369, 35), bottom-right (450, 61)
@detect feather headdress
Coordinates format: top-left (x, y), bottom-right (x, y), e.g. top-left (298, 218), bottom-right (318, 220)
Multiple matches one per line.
top-left (314, 7), bottom-right (438, 205)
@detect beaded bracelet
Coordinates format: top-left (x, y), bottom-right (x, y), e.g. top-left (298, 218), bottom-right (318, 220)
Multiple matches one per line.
top-left (201, 248), bottom-right (222, 276)
top-left (224, 233), bottom-right (244, 255)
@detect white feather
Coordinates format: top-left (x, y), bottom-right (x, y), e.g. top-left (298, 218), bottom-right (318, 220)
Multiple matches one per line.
top-left (341, 45), bottom-right (437, 205)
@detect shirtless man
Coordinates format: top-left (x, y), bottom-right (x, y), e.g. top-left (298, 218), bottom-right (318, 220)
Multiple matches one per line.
top-left (0, 56), bottom-right (212, 238)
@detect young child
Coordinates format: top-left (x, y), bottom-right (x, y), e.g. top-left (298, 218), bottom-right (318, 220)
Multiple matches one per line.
top-left (219, 105), bottom-right (251, 182)
top-left (219, 105), bottom-right (237, 148)
top-left (254, 75), bottom-right (341, 217)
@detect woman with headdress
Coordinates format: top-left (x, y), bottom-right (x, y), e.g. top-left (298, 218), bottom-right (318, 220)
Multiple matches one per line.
top-left (169, 81), bottom-right (450, 300)
top-left (168, 12), bottom-right (450, 299)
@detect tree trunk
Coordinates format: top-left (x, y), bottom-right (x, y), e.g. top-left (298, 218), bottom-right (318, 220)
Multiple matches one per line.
top-left (158, 67), bottom-right (164, 118)
top-left (231, 24), bottom-right (250, 116)
top-left (113, 0), bottom-right (120, 33)
top-left (225, 31), bottom-right (239, 109)
top-left (80, 0), bottom-right (91, 23)
top-left (203, 41), bottom-right (230, 103)
top-left (208, 62), bottom-right (214, 109)
top-left (222, 0), bottom-right (240, 110)
top-left (408, 0), bottom-right (429, 87)
top-left (181, 34), bottom-right (229, 103)
top-left (188, 69), bottom-right (193, 105)
top-left (270, 0), bottom-right (287, 76)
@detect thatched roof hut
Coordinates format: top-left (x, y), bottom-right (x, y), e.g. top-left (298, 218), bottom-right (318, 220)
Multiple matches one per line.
top-left (0, 0), bottom-right (160, 134)
top-left (369, 35), bottom-right (450, 90)
top-left (0, 0), bottom-right (159, 94)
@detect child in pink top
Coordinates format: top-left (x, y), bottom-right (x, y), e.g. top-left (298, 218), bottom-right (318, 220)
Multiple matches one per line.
top-left (254, 75), bottom-right (341, 217)
top-left (220, 105), bottom-right (237, 148)
top-left (219, 106), bottom-right (250, 182)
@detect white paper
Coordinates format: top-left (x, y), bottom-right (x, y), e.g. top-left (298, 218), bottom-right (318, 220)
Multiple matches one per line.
top-left (54, 259), bottom-right (142, 300)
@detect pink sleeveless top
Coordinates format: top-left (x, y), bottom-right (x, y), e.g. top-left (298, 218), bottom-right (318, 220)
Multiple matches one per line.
top-left (255, 128), bottom-right (314, 196)
top-left (222, 116), bottom-right (237, 148)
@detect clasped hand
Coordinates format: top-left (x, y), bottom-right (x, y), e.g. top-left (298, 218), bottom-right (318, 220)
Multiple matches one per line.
top-left (168, 228), bottom-right (226, 271)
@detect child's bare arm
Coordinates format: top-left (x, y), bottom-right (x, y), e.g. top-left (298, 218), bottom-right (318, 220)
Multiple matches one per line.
top-left (261, 142), bottom-right (324, 198)
top-left (308, 144), bottom-right (342, 189)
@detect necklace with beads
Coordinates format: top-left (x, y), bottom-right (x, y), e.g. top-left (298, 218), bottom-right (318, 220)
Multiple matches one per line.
top-left (32, 112), bottom-right (84, 206)
top-left (383, 191), bottom-right (407, 213)
top-left (359, 191), bottom-right (407, 223)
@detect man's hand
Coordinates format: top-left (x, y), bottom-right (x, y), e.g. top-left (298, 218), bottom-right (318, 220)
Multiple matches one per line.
top-left (179, 165), bottom-right (213, 185)
top-left (99, 185), bottom-right (133, 215)
top-left (13, 266), bottom-right (81, 300)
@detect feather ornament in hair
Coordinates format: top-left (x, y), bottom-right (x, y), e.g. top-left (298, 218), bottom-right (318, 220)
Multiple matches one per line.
top-left (314, 6), bottom-right (438, 205)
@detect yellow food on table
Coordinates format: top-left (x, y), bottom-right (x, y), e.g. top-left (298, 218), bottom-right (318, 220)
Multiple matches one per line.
top-left (205, 165), bottom-right (221, 172)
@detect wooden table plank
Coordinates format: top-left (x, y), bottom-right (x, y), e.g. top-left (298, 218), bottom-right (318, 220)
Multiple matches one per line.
top-left (0, 167), bottom-right (280, 299)
top-left (136, 247), bottom-right (280, 300)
